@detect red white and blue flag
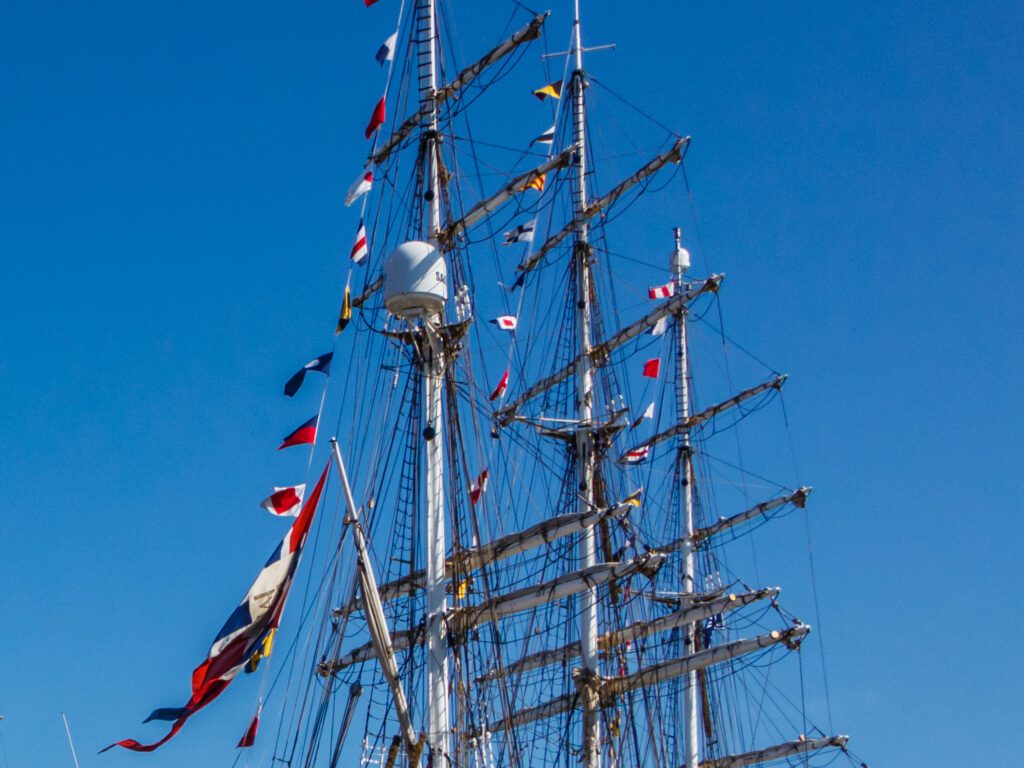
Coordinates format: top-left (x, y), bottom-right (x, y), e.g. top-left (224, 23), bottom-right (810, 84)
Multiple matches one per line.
top-left (260, 484), bottom-right (305, 517)
top-left (278, 415), bottom-right (318, 450)
top-left (351, 219), bottom-right (369, 264)
top-left (101, 463), bottom-right (330, 753)
top-left (622, 446), bottom-right (650, 464)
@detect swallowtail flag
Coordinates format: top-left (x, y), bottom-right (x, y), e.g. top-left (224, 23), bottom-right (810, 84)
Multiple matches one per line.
top-left (101, 463), bottom-right (330, 753)
top-left (283, 353), bottom-right (333, 397)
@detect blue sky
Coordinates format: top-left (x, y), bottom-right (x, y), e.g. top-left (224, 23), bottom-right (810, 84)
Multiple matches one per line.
top-left (1, 1), bottom-right (1022, 766)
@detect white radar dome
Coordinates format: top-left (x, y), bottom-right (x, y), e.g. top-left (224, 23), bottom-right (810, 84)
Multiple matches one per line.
top-left (383, 240), bottom-right (449, 318)
top-left (670, 245), bottom-right (691, 274)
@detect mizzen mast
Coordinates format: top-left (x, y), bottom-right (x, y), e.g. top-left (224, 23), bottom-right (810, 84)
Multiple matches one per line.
top-left (671, 227), bottom-right (700, 768)
top-left (568, 4), bottom-right (600, 767)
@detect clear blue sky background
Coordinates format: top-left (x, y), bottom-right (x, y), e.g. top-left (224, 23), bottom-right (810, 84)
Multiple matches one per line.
top-left (1, 1), bottom-right (1022, 766)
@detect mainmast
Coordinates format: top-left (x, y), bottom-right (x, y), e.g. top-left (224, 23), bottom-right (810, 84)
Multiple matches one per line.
top-left (672, 227), bottom-right (700, 768)
top-left (568, 3), bottom-right (600, 767)
top-left (417, 0), bottom-right (450, 763)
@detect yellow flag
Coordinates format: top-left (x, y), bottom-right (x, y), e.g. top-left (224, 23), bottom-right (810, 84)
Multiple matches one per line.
top-left (532, 80), bottom-right (562, 101)
top-left (524, 173), bottom-right (546, 193)
top-left (245, 628), bottom-right (277, 673)
top-left (336, 286), bottom-right (352, 333)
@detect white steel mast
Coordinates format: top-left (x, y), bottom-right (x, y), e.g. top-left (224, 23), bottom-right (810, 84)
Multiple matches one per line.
top-left (569, 3), bottom-right (600, 767)
top-left (417, 0), bottom-right (450, 762)
top-left (672, 227), bottom-right (700, 768)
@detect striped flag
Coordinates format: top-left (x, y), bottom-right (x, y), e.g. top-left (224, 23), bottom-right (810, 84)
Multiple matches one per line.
top-left (622, 446), bottom-right (650, 464)
top-left (648, 282), bottom-right (675, 299)
top-left (524, 173), bottom-right (546, 193)
top-left (351, 219), bottom-right (368, 263)
top-left (101, 464), bottom-right (330, 753)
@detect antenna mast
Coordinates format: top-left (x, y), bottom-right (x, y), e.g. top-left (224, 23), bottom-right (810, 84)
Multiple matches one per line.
top-left (569, 3), bottom-right (600, 768)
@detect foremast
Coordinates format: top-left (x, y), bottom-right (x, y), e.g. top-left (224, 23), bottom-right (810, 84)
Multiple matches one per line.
top-left (417, 0), bottom-right (450, 763)
top-left (568, 4), bottom-right (600, 768)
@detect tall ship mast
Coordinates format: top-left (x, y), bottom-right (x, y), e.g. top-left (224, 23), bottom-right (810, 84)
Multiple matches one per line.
top-left (104, 3), bottom-right (866, 767)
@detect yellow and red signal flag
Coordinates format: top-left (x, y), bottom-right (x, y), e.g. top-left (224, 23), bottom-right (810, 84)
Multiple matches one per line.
top-left (533, 80), bottom-right (562, 101)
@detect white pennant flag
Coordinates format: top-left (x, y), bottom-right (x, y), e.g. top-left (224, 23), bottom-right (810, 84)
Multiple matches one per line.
top-left (345, 170), bottom-right (373, 207)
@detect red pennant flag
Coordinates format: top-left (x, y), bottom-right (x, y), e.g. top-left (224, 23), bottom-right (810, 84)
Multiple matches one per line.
top-left (237, 707), bottom-right (260, 748)
top-left (642, 358), bottom-right (661, 379)
top-left (364, 0), bottom-right (380, 6)
top-left (365, 97), bottom-right (386, 139)
top-left (278, 415), bottom-right (318, 450)
top-left (490, 368), bottom-right (510, 401)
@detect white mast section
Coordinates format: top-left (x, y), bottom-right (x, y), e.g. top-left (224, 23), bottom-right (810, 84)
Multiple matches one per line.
top-left (569, 4), bottom-right (600, 767)
top-left (417, 0), bottom-right (449, 761)
top-left (330, 440), bottom-right (421, 761)
top-left (672, 228), bottom-right (700, 768)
